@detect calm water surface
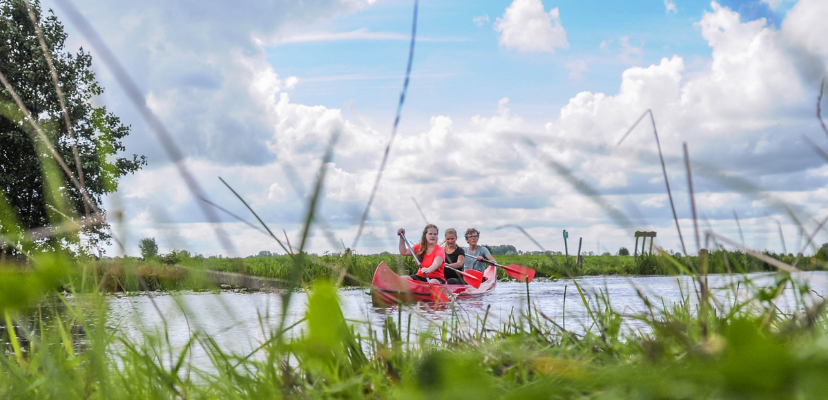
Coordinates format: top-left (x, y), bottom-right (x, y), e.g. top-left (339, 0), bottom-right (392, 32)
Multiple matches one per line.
top-left (106, 272), bottom-right (828, 367)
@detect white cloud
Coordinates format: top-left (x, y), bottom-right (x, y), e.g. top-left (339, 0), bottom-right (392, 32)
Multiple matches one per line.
top-left (60, 0), bottom-right (376, 167)
top-left (619, 36), bottom-right (644, 64)
top-left (473, 14), bottom-right (490, 26)
top-left (270, 28), bottom-right (466, 45)
top-left (93, 0), bottom-right (828, 256)
top-left (664, 0), bottom-right (678, 14)
top-left (494, 0), bottom-right (569, 54)
top-left (761, 0), bottom-right (793, 11)
top-left (641, 195), bottom-right (667, 208)
top-left (781, 0), bottom-right (828, 61)
top-left (566, 59), bottom-right (588, 79)
top-left (695, 193), bottom-right (740, 209)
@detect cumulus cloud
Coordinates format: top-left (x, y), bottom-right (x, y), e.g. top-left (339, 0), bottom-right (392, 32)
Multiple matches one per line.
top-left (58, 0), bottom-right (374, 167)
top-left (93, 0), bottom-right (828, 256)
top-left (494, 0), bottom-right (569, 54)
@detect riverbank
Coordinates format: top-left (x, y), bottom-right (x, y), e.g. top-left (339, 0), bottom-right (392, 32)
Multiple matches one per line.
top-left (77, 250), bottom-right (820, 292)
top-left (4, 269), bottom-right (828, 399)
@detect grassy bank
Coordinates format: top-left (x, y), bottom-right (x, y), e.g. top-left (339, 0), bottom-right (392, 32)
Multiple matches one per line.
top-left (4, 259), bottom-right (828, 399)
top-left (77, 250), bottom-right (824, 292)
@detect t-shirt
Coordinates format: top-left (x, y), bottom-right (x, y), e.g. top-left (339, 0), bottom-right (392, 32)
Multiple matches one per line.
top-left (444, 246), bottom-right (465, 267)
top-left (412, 243), bottom-right (446, 281)
top-left (464, 246), bottom-right (493, 273)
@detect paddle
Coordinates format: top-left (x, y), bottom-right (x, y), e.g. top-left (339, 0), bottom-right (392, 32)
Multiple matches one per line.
top-left (474, 257), bottom-right (536, 283)
top-left (400, 233), bottom-right (450, 302)
top-left (445, 265), bottom-right (483, 289)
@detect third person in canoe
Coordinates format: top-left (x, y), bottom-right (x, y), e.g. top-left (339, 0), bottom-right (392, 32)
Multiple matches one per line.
top-left (464, 228), bottom-right (496, 274)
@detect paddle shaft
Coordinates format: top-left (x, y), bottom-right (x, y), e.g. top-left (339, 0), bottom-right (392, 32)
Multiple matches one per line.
top-left (400, 233), bottom-right (451, 301)
top-left (445, 265), bottom-right (478, 280)
top-left (400, 233), bottom-right (437, 283)
top-left (473, 256), bottom-right (535, 283)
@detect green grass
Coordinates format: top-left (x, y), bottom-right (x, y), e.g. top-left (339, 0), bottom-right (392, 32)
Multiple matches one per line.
top-left (4, 257), bottom-right (828, 399)
top-left (71, 250), bottom-right (822, 293)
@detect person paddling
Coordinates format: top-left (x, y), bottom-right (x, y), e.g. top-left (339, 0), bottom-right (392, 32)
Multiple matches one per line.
top-left (464, 228), bottom-right (496, 273)
top-left (397, 225), bottom-right (446, 284)
top-left (443, 228), bottom-right (466, 284)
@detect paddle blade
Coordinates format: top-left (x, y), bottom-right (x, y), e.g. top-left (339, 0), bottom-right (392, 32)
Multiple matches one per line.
top-left (503, 264), bottom-right (536, 283)
top-left (461, 270), bottom-right (483, 289)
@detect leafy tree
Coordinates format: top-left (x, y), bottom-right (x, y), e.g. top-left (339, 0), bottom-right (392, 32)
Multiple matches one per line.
top-left (139, 237), bottom-right (158, 260)
top-left (818, 243), bottom-right (828, 261)
top-left (0, 0), bottom-right (144, 257)
top-left (618, 247), bottom-right (630, 256)
top-left (485, 244), bottom-right (518, 255)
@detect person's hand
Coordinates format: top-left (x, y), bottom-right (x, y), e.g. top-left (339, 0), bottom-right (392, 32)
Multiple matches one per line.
top-left (476, 256), bottom-right (483, 261)
top-left (397, 228), bottom-right (405, 236)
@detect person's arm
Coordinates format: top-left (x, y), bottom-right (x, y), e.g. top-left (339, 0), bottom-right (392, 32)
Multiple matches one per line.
top-left (448, 254), bottom-right (465, 269)
top-left (486, 250), bottom-right (496, 264)
top-left (476, 248), bottom-right (496, 264)
top-left (422, 256), bottom-right (444, 274)
top-left (397, 228), bottom-right (412, 256)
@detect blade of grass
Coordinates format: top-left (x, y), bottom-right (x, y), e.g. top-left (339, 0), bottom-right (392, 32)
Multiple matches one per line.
top-left (53, 0), bottom-right (237, 256)
top-left (24, 0), bottom-right (89, 217)
top-left (352, 0), bottom-right (418, 250)
top-left (618, 110), bottom-right (688, 256)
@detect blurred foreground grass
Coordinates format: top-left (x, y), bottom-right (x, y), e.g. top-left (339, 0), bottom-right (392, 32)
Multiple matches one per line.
top-left (4, 258), bottom-right (828, 399)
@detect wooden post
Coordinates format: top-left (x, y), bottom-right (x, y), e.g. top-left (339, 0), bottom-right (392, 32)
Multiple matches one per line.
top-left (577, 237), bottom-right (583, 268)
top-left (563, 230), bottom-right (569, 260)
top-left (634, 236), bottom-right (639, 261)
top-left (634, 231), bottom-right (657, 260)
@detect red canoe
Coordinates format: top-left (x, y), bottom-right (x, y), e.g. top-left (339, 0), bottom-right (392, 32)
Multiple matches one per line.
top-left (371, 261), bottom-right (497, 305)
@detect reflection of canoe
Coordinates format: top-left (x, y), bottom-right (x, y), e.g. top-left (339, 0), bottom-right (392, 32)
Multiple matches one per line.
top-left (371, 261), bottom-right (497, 305)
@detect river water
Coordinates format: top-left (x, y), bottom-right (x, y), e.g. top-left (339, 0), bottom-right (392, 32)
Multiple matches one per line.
top-left (106, 272), bottom-right (828, 367)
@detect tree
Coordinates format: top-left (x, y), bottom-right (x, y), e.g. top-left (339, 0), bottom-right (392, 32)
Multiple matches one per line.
top-left (818, 243), bottom-right (828, 261)
top-left (0, 0), bottom-right (144, 257)
top-left (139, 237), bottom-right (158, 260)
top-left (618, 247), bottom-right (630, 256)
top-left (486, 244), bottom-right (518, 255)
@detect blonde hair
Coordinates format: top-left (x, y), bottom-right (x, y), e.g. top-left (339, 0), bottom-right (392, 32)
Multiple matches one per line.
top-left (442, 228), bottom-right (458, 249)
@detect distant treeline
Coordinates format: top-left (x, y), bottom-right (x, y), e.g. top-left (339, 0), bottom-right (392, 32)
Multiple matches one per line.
top-left (82, 245), bottom-right (828, 292)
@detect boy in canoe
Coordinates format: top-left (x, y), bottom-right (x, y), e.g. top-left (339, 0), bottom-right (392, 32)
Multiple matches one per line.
top-left (464, 228), bottom-right (497, 273)
top-left (397, 225), bottom-right (446, 284)
top-left (443, 228), bottom-right (466, 284)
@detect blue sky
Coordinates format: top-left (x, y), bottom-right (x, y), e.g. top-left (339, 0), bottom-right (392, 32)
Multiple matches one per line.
top-left (49, 0), bottom-right (828, 256)
top-left (270, 0), bottom-right (721, 128)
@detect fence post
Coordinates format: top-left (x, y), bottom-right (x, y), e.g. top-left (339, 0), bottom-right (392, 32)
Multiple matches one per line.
top-left (563, 230), bottom-right (569, 260)
top-left (634, 236), bottom-right (639, 261)
top-left (577, 237), bottom-right (583, 268)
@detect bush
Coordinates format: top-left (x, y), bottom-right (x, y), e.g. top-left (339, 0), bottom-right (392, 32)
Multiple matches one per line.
top-left (619, 247), bottom-right (630, 256)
